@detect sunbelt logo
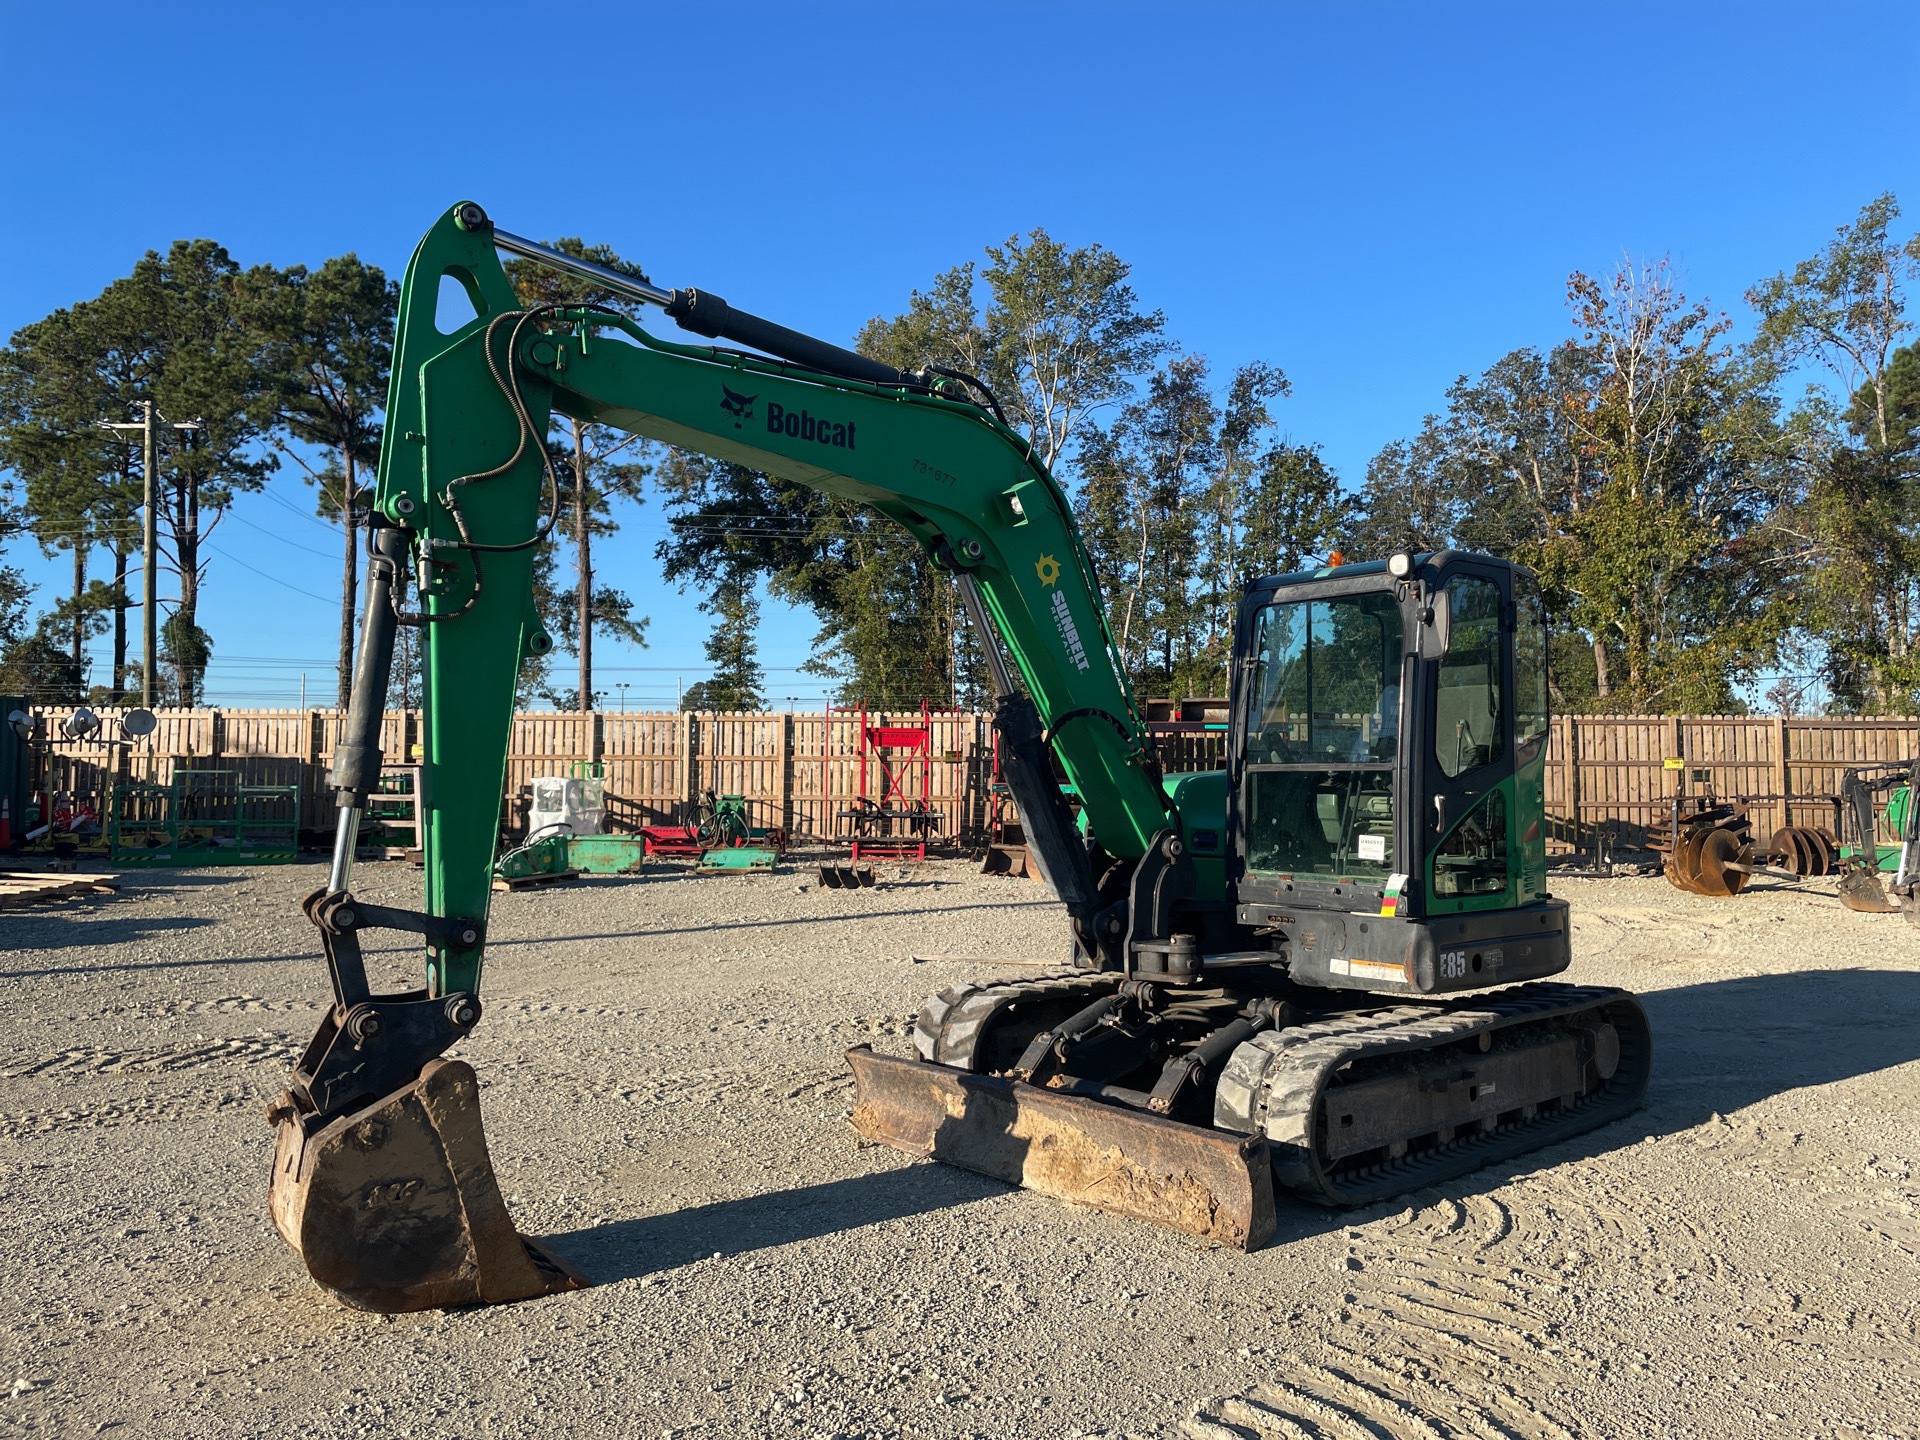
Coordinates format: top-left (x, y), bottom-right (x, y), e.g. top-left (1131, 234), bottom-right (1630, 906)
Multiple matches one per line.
top-left (1052, 591), bottom-right (1091, 672)
top-left (767, 401), bottom-right (856, 451)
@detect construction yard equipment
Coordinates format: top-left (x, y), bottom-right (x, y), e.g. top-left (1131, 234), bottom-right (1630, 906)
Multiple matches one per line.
top-left (563, 834), bottom-right (648, 875)
top-left (491, 827), bottom-right (576, 889)
top-left (361, 765), bottom-right (422, 859)
top-left (817, 863), bottom-right (876, 889)
top-left (834, 703), bottom-right (942, 862)
top-left (108, 769), bottom-right (301, 867)
top-left (266, 202), bottom-right (1650, 1312)
top-left (527, 763), bottom-right (606, 838)
top-left (1651, 774), bottom-right (1917, 912)
top-left (1831, 760), bottom-right (1920, 916)
top-left (639, 789), bottom-right (783, 870)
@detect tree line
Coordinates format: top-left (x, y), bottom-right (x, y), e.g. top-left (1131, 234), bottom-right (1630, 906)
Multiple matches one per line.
top-left (3, 195), bottom-right (1917, 716)
top-left (658, 193), bottom-right (1920, 715)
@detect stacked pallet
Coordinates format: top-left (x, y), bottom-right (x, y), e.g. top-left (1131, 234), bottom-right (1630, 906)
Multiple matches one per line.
top-left (0, 871), bottom-right (120, 911)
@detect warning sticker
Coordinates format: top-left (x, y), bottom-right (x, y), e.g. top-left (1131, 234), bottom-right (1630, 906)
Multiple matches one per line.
top-left (1329, 958), bottom-right (1408, 984)
top-left (1357, 833), bottom-right (1387, 863)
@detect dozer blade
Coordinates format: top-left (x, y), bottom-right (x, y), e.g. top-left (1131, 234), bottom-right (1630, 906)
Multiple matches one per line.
top-left (1838, 866), bottom-right (1897, 913)
top-left (845, 1045), bottom-right (1275, 1250)
top-left (269, 1058), bottom-right (589, 1313)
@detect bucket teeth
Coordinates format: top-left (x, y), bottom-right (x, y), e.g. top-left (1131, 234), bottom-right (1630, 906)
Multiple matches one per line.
top-left (269, 1058), bottom-right (589, 1313)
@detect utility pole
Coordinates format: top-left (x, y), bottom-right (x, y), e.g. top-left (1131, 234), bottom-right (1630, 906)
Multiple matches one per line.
top-left (98, 401), bottom-right (158, 706)
top-left (141, 403), bottom-right (156, 707)
top-left (96, 404), bottom-right (199, 708)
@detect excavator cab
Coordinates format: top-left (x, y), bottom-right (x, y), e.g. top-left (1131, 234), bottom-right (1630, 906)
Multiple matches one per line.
top-left (1228, 550), bottom-right (1571, 995)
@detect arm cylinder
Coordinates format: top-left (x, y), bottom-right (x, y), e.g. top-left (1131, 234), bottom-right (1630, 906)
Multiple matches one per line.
top-left (487, 217), bottom-right (910, 389)
top-left (665, 288), bottom-right (911, 388)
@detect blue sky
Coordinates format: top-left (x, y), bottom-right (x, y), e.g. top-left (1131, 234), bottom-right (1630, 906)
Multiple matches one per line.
top-left (3, 1), bottom-right (1916, 708)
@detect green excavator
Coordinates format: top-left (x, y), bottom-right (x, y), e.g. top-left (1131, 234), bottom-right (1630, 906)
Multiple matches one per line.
top-left (266, 202), bottom-right (1650, 1311)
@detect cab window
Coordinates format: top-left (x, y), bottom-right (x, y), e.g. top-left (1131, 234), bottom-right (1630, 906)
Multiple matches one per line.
top-left (1513, 573), bottom-right (1548, 756)
top-left (1434, 575), bottom-right (1505, 780)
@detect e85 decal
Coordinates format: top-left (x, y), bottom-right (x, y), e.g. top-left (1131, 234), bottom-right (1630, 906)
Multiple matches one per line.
top-left (1439, 946), bottom-right (1502, 981)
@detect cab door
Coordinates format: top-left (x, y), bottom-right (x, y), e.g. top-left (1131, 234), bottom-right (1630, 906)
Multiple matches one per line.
top-left (1417, 561), bottom-right (1522, 916)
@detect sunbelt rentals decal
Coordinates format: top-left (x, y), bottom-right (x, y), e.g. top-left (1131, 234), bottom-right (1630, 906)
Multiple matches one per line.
top-left (1052, 592), bottom-right (1091, 670)
top-left (1034, 553), bottom-right (1090, 671)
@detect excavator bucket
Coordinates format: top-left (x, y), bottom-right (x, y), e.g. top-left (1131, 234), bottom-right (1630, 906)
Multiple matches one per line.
top-left (1838, 865), bottom-right (1897, 913)
top-left (845, 1046), bottom-right (1276, 1250)
top-left (269, 1059), bottom-right (589, 1313)
top-left (978, 844), bottom-right (1033, 878)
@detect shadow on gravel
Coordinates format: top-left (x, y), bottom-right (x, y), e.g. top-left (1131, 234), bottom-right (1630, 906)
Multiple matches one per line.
top-left (1412, 967), bottom-right (1920, 1190)
top-left (0, 913), bottom-right (228, 969)
top-left (547, 1165), bottom-right (1007, 1280)
top-left (113, 870), bottom-right (257, 889)
top-left (486, 899), bottom-right (1059, 949)
top-left (1633, 967), bottom-right (1920, 1126)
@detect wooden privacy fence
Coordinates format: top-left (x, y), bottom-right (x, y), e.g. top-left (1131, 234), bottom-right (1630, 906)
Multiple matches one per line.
top-left (1545, 714), bottom-right (1920, 851)
top-left (27, 707), bottom-right (1920, 850)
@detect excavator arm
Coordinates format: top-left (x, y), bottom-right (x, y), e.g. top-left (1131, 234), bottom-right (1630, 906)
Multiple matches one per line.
top-left (267, 201), bottom-right (1215, 1311)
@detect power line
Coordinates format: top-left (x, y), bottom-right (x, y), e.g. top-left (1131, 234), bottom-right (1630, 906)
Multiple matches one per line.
top-left (257, 484), bottom-right (345, 531)
top-left (206, 546), bottom-right (334, 604)
top-left (227, 511), bottom-right (341, 560)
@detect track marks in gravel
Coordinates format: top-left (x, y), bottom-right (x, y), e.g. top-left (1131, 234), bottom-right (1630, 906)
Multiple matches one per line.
top-left (496, 1062), bottom-right (855, 1108)
top-left (139, 993), bottom-right (322, 1017)
top-left (1187, 1167), bottom-right (1729, 1440)
top-left (0, 1083), bottom-right (267, 1137)
top-left (2, 1033), bottom-right (298, 1078)
top-left (1184, 1355), bottom-right (1580, 1440)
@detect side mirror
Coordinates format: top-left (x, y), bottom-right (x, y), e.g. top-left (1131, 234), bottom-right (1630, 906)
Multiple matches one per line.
top-left (1417, 589), bottom-right (1451, 660)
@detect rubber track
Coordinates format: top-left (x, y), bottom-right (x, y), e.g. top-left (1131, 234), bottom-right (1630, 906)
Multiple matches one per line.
top-left (1215, 982), bottom-right (1651, 1207)
top-left (915, 972), bottom-right (1122, 1069)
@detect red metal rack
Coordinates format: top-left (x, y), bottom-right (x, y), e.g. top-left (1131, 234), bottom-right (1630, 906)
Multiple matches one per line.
top-left (832, 702), bottom-right (941, 862)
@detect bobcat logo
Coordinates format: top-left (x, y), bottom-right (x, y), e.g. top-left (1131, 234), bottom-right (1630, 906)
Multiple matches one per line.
top-left (719, 384), bottom-right (757, 428)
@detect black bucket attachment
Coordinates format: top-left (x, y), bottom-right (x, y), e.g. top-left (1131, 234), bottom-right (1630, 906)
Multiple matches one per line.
top-left (818, 864), bottom-right (875, 889)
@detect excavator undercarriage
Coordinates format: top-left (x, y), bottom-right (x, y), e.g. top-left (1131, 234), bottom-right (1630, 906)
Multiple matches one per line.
top-left (850, 974), bottom-right (1648, 1246)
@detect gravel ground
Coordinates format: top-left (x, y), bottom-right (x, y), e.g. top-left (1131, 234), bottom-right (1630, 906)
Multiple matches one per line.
top-left (2, 856), bottom-right (1917, 1440)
